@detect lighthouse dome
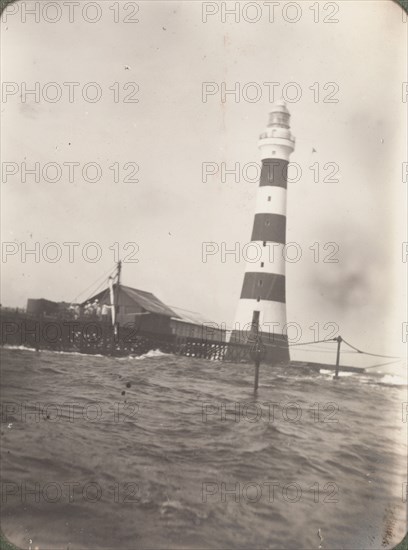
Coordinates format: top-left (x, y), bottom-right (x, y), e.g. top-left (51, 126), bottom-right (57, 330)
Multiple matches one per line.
top-left (267, 103), bottom-right (291, 129)
top-left (270, 99), bottom-right (290, 114)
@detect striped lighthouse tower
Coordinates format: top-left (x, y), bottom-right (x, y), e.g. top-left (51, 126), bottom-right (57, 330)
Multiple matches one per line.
top-left (230, 101), bottom-right (296, 364)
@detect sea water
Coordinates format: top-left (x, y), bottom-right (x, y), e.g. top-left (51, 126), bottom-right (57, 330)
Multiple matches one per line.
top-left (0, 347), bottom-right (406, 549)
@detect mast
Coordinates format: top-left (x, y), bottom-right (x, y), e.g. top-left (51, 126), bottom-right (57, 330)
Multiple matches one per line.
top-left (117, 260), bottom-right (122, 287)
top-left (108, 276), bottom-right (116, 329)
top-left (114, 260), bottom-right (122, 336)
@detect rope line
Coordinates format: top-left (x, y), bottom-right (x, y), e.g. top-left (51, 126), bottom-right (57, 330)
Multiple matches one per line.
top-left (84, 277), bottom-right (112, 304)
top-left (363, 359), bottom-right (405, 370)
top-left (71, 265), bottom-right (117, 304)
top-left (341, 338), bottom-right (404, 360)
top-left (291, 349), bottom-right (338, 354)
top-left (288, 338), bottom-right (337, 347)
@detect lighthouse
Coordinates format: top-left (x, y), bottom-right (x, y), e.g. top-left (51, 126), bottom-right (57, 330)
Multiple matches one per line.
top-left (230, 101), bottom-right (296, 364)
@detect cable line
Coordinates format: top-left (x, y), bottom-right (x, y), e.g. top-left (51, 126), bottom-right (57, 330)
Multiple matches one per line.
top-left (84, 277), bottom-right (111, 303)
top-left (292, 348), bottom-right (338, 354)
top-left (363, 359), bottom-right (406, 370)
top-left (341, 338), bottom-right (404, 360)
top-left (71, 265), bottom-right (117, 304)
top-left (288, 338), bottom-right (337, 347)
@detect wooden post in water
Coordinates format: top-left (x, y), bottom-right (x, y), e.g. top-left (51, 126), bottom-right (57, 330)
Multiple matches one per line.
top-left (108, 260), bottom-right (122, 355)
top-left (333, 335), bottom-right (342, 379)
top-left (251, 316), bottom-right (261, 392)
top-left (252, 329), bottom-right (265, 392)
top-left (254, 351), bottom-right (261, 392)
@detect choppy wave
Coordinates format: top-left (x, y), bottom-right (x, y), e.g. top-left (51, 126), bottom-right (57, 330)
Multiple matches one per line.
top-left (2, 344), bottom-right (37, 352)
top-left (2, 344), bottom-right (174, 361)
top-left (320, 368), bottom-right (355, 378)
top-left (376, 373), bottom-right (407, 386)
top-left (129, 348), bottom-right (175, 360)
top-left (0, 348), bottom-right (406, 550)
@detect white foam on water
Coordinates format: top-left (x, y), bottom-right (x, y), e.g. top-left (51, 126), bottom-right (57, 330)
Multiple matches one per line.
top-left (49, 350), bottom-right (104, 358)
top-left (1, 344), bottom-right (37, 352)
top-left (144, 349), bottom-right (172, 358)
top-left (320, 369), bottom-right (355, 378)
top-left (1, 345), bottom-right (105, 358)
top-left (378, 374), bottom-right (407, 386)
top-left (125, 349), bottom-right (175, 360)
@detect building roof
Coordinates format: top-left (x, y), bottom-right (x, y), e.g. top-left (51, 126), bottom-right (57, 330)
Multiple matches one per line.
top-left (121, 285), bottom-right (179, 317)
top-left (169, 306), bottom-right (217, 326)
top-left (83, 284), bottom-right (218, 327)
top-left (83, 284), bottom-right (179, 318)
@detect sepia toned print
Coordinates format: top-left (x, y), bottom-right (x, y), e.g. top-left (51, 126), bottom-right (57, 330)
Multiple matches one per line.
top-left (1, 1), bottom-right (407, 549)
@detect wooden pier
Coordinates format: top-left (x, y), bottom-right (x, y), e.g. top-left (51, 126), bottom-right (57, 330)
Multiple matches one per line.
top-left (1, 312), bottom-right (366, 376)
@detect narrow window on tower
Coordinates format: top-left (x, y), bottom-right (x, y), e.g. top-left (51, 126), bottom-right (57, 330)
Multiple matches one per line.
top-left (267, 196), bottom-right (271, 202)
top-left (258, 280), bottom-right (263, 286)
top-left (265, 220), bottom-right (270, 226)
top-left (263, 241), bottom-right (266, 247)
top-left (260, 262), bottom-right (264, 268)
top-left (251, 310), bottom-right (260, 332)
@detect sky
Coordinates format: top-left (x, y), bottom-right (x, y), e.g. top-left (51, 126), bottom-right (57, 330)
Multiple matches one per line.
top-left (1, 0), bottom-right (407, 370)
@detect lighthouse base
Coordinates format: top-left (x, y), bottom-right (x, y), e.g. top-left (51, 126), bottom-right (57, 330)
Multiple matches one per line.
top-left (227, 330), bottom-right (290, 365)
